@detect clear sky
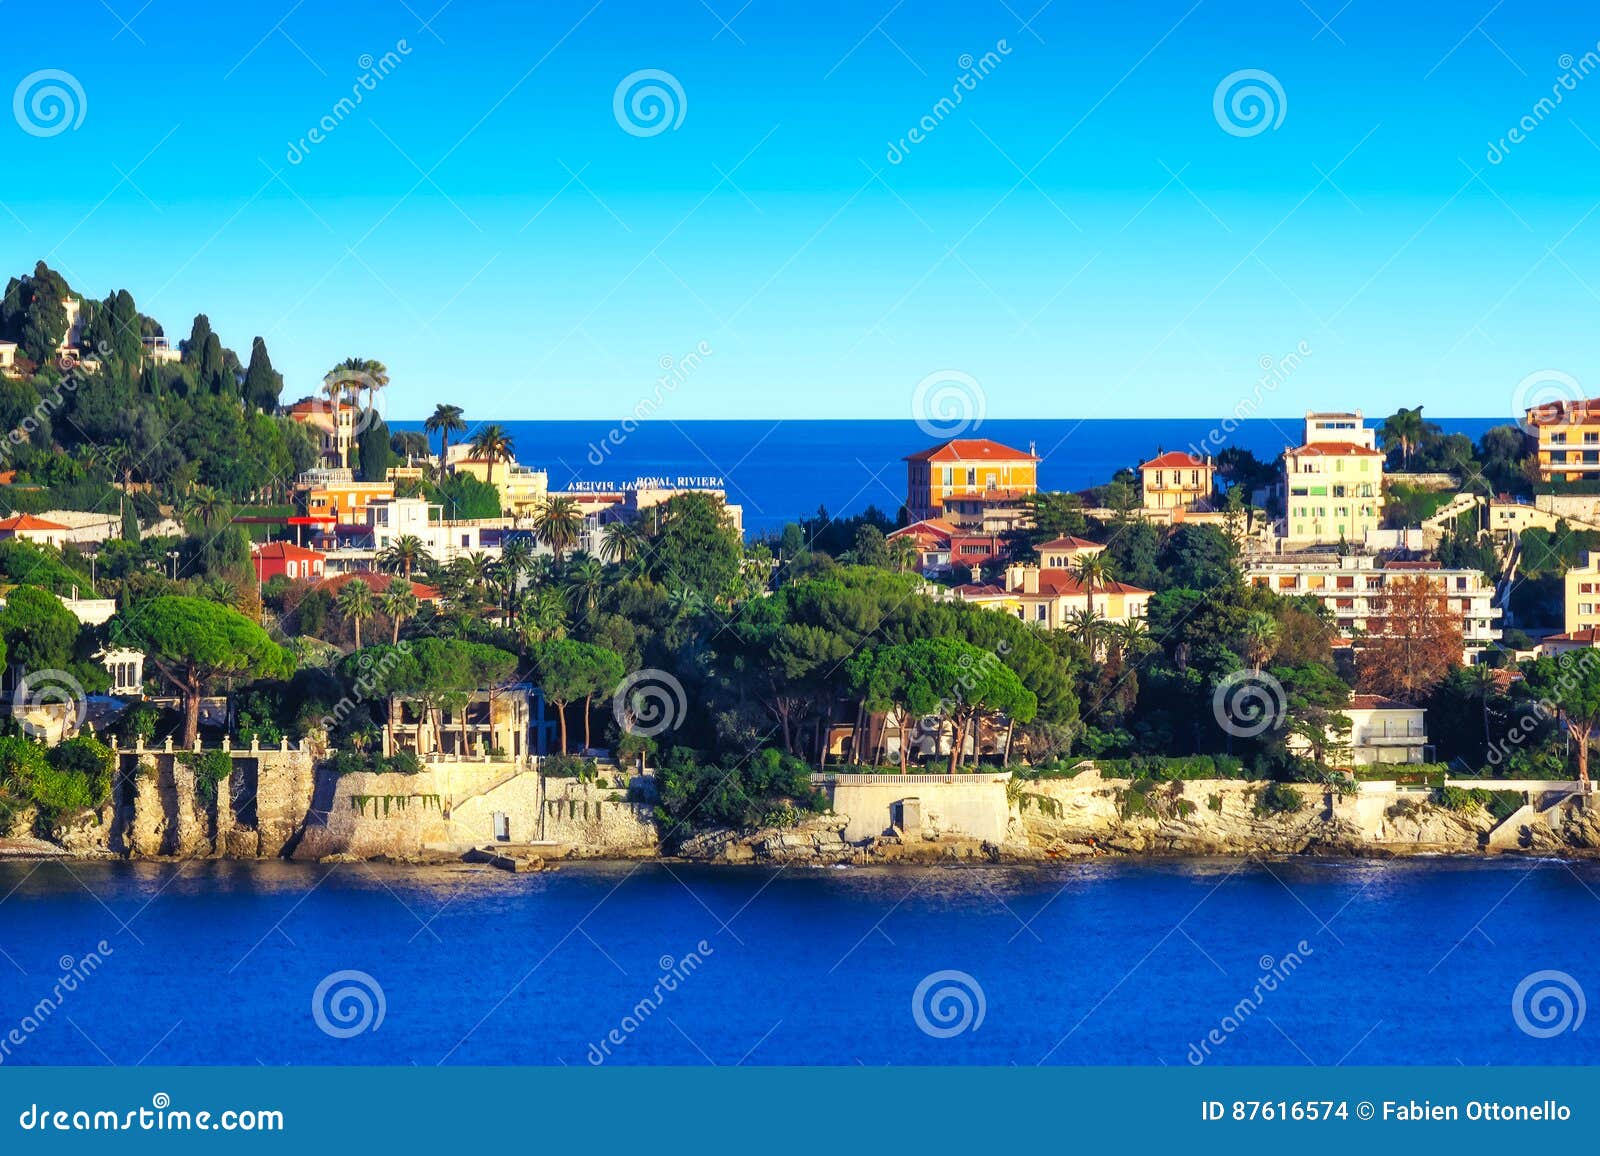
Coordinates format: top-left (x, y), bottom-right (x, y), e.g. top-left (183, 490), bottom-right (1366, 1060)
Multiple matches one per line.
top-left (6, 0), bottom-right (1599, 422)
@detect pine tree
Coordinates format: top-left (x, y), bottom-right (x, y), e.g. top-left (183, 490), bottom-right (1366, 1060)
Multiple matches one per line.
top-left (242, 336), bottom-right (283, 412)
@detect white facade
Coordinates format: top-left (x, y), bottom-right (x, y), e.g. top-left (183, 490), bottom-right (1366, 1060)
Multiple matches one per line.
top-left (1244, 554), bottom-right (1501, 657)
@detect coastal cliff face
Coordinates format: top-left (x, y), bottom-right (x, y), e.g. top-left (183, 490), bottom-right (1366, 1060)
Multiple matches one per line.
top-left (9, 755), bottom-right (1600, 864)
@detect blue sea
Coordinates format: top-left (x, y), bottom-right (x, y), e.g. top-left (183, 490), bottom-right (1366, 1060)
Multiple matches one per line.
top-left (0, 858), bottom-right (1593, 1066)
top-left (393, 418), bottom-right (1505, 537)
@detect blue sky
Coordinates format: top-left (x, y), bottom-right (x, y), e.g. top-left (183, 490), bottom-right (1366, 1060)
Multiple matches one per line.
top-left (6, 0), bottom-right (1600, 421)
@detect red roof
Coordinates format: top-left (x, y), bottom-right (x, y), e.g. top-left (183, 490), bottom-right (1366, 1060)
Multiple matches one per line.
top-left (1033, 570), bottom-right (1152, 598)
top-left (317, 572), bottom-right (441, 602)
top-left (0, 514), bottom-right (68, 532)
top-left (1037, 535), bottom-right (1104, 552)
top-left (1287, 441), bottom-right (1384, 457)
top-left (1542, 628), bottom-right (1600, 644)
top-left (253, 541), bottom-right (325, 562)
top-left (1350, 694), bottom-right (1416, 711)
top-left (1139, 451), bottom-right (1209, 470)
top-left (888, 518), bottom-right (957, 543)
top-left (1526, 399), bottom-right (1600, 426)
top-left (905, 438), bottom-right (1038, 464)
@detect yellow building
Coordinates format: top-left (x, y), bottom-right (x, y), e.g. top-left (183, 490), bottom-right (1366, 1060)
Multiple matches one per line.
top-left (1565, 552), bottom-right (1600, 636)
top-left (904, 438), bottom-right (1039, 523)
top-left (1139, 451), bottom-right (1214, 513)
top-left (452, 457), bottom-right (549, 515)
top-left (300, 479), bottom-right (395, 524)
top-left (286, 398), bottom-right (356, 468)
top-left (950, 564), bottom-right (1152, 630)
top-left (1526, 398), bottom-right (1600, 482)
top-left (1283, 411), bottom-right (1384, 546)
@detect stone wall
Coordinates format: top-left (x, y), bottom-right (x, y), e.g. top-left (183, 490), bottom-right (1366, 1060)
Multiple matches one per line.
top-left (540, 775), bottom-right (659, 857)
top-left (816, 772), bottom-right (1013, 843)
top-left (105, 748), bottom-right (318, 859)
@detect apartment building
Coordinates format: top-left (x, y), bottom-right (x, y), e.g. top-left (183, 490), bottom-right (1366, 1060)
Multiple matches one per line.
top-left (1524, 397), bottom-right (1600, 483)
top-left (1282, 411), bottom-right (1385, 546)
top-left (904, 438), bottom-right (1039, 523)
top-left (1244, 554), bottom-right (1501, 658)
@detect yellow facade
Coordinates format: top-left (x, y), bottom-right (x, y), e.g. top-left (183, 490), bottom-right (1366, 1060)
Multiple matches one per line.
top-left (1566, 552), bottom-right (1600, 635)
top-left (1283, 445), bottom-right (1384, 545)
top-left (904, 439), bottom-right (1039, 522)
top-left (1138, 453), bottom-right (1214, 512)
top-left (1527, 401), bottom-right (1600, 482)
top-left (452, 460), bottom-right (549, 513)
top-left (304, 481), bottom-right (395, 523)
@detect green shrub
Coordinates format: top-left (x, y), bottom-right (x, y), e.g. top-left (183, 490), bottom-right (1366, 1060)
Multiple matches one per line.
top-left (541, 753), bottom-right (598, 780)
top-left (1254, 781), bottom-right (1305, 816)
top-left (180, 749), bottom-right (233, 803)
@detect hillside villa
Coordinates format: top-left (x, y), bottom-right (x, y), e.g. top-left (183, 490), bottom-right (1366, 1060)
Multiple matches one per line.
top-left (1282, 411), bottom-right (1385, 547)
top-left (904, 437), bottom-right (1039, 525)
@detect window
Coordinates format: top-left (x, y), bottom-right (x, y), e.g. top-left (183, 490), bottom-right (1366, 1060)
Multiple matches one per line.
top-left (1035, 605), bottom-right (1046, 622)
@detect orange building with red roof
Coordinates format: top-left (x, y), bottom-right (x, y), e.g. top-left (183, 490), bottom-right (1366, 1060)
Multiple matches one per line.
top-left (904, 437), bottom-right (1039, 522)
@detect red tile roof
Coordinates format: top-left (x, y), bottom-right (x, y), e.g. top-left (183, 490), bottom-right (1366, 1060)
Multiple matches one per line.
top-left (253, 541), bottom-right (325, 562)
top-left (1542, 628), bottom-right (1600, 644)
top-left (317, 572), bottom-right (441, 602)
top-left (0, 514), bottom-right (68, 532)
top-left (1037, 535), bottom-right (1104, 552)
top-left (1350, 694), bottom-right (1417, 711)
top-left (1287, 441), bottom-right (1384, 457)
top-left (1139, 451), bottom-right (1209, 470)
top-left (1033, 570), bottom-right (1152, 598)
top-left (905, 438), bottom-right (1038, 463)
top-left (1525, 398), bottom-right (1600, 426)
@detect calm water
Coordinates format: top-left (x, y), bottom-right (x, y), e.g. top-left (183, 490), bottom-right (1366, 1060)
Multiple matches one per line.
top-left (0, 858), bottom-right (1593, 1066)
top-left (394, 418), bottom-right (1504, 536)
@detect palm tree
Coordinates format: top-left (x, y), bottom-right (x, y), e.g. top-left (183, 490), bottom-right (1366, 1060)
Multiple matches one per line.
top-left (498, 535), bottom-right (535, 614)
top-left (888, 535), bottom-right (921, 574)
top-left (337, 578), bottom-right (375, 649)
top-left (1066, 606), bottom-right (1101, 649)
top-left (183, 485), bottom-right (232, 531)
top-left (379, 582), bottom-right (419, 644)
top-left (377, 534), bottom-right (432, 579)
top-left (468, 424), bottom-right (515, 486)
top-left (516, 587), bottom-right (568, 645)
top-left (424, 403), bottom-right (466, 470)
top-left (533, 496), bottom-right (583, 563)
top-left (357, 358), bottom-right (389, 412)
top-left (563, 553), bottom-right (604, 617)
top-left (1070, 553), bottom-right (1110, 624)
top-left (1242, 611), bottom-right (1279, 674)
top-left (1106, 618), bottom-right (1151, 663)
top-left (1380, 406), bottom-right (1426, 469)
top-left (599, 519), bottom-right (642, 565)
